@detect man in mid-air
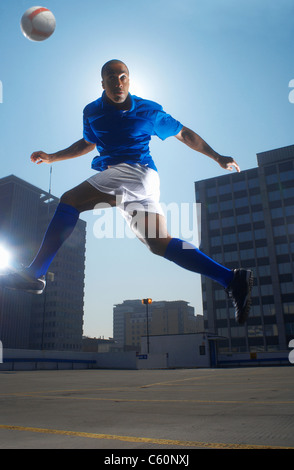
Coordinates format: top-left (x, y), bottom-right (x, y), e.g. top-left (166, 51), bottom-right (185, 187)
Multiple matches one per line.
top-left (0, 59), bottom-right (253, 324)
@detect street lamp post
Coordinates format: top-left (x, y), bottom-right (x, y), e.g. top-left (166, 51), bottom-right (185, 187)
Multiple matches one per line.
top-left (142, 298), bottom-right (152, 354)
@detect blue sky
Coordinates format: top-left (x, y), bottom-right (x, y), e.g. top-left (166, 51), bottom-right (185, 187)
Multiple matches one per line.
top-left (0, 0), bottom-right (293, 338)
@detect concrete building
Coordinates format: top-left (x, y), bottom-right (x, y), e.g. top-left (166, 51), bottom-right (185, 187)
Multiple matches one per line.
top-left (113, 299), bottom-right (203, 349)
top-left (0, 175), bottom-right (86, 351)
top-left (195, 144), bottom-right (294, 354)
top-left (140, 332), bottom-right (218, 368)
top-left (82, 336), bottom-right (115, 353)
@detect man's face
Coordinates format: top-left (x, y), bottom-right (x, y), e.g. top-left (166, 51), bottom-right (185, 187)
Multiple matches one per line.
top-left (102, 62), bottom-right (130, 105)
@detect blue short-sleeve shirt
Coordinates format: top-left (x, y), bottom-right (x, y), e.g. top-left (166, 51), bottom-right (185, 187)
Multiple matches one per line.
top-left (83, 92), bottom-right (183, 172)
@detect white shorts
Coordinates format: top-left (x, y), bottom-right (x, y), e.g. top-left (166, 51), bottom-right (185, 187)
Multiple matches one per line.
top-left (87, 163), bottom-right (164, 223)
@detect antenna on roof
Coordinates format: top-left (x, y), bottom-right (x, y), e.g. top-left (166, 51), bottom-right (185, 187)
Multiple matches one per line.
top-left (46, 165), bottom-right (53, 216)
top-left (49, 165), bottom-right (52, 195)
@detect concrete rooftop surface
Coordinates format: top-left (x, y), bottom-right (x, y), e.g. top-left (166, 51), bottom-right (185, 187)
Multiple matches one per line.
top-left (0, 366), bottom-right (293, 451)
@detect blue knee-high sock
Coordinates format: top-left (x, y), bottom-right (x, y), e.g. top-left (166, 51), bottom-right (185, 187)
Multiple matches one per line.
top-left (164, 238), bottom-right (234, 288)
top-left (26, 202), bottom-right (80, 278)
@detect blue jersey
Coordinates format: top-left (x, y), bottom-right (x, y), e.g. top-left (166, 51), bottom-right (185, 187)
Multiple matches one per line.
top-left (83, 92), bottom-right (183, 172)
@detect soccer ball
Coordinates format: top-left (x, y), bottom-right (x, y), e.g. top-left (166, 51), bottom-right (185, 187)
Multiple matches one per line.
top-left (20, 6), bottom-right (56, 42)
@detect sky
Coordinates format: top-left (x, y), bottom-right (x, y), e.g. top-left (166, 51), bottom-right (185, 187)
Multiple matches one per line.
top-left (0, 0), bottom-right (293, 339)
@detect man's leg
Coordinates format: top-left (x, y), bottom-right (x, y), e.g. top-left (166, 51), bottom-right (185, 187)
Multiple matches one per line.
top-left (26, 202), bottom-right (80, 279)
top-left (129, 211), bottom-right (253, 324)
top-left (27, 181), bottom-right (116, 278)
top-left (0, 181), bottom-right (116, 293)
top-left (129, 211), bottom-right (233, 287)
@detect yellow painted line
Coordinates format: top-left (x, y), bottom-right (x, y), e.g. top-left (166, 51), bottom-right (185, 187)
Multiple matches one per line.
top-left (138, 371), bottom-right (288, 389)
top-left (1, 387), bottom-right (294, 406)
top-left (0, 425), bottom-right (292, 449)
top-left (140, 373), bottom-right (221, 388)
top-left (0, 387), bottom-right (134, 397)
top-left (0, 374), bottom-right (232, 396)
top-left (9, 393), bottom-right (294, 406)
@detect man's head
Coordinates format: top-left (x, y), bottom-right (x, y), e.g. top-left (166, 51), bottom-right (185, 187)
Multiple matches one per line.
top-left (101, 59), bottom-right (130, 105)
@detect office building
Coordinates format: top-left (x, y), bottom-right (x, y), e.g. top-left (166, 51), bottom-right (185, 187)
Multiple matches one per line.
top-left (0, 175), bottom-right (86, 350)
top-left (82, 336), bottom-right (115, 353)
top-left (113, 299), bottom-right (203, 349)
top-left (195, 144), bottom-right (294, 353)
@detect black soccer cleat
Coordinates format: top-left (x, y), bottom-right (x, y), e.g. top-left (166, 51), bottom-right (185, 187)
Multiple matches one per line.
top-left (225, 269), bottom-right (253, 324)
top-left (0, 270), bottom-right (46, 295)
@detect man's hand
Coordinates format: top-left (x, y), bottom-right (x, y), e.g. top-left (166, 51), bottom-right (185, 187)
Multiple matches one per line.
top-left (175, 126), bottom-right (241, 173)
top-left (216, 155), bottom-right (240, 173)
top-left (30, 139), bottom-right (95, 165)
top-left (31, 151), bottom-right (53, 165)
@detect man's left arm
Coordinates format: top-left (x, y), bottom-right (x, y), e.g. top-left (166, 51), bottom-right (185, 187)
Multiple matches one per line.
top-left (175, 126), bottom-right (240, 172)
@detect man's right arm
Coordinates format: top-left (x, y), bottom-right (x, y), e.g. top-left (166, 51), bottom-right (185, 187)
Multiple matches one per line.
top-left (30, 138), bottom-right (96, 165)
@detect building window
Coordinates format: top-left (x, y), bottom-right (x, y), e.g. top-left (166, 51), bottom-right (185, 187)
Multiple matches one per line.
top-left (216, 308), bottom-right (228, 320)
top-left (209, 219), bottom-right (220, 230)
top-left (218, 184), bottom-right (231, 195)
top-left (236, 213), bottom-right (251, 224)
top-left (280, 170), bottom-right (294, 182)
top-left (283, 302), bottom-right (294, 314)
top-left (250, 194), bottom-right (262, 205)
top-left (273, 225), bottom-right (286, 237)
top-left (223, 233), bottom-right (237, 244)
top-left (266, 174), bottom-right (278, 185)
top-left (222, 216), bottom-right (235, 228)
top-left (262, 303), bottom-right (276, 315)
top-left (278, 262), bottom-right (292, 274)
top-left (240, 248), bottom-right (255, 260)
top-left (252, 211), bottom-right (264, 222)
top-left (206, 187), bottom-right (217, 197)
top-left (275, 244), bottom-right (290, 255)
top-left (248, 325), bottom-right (263, 337)
top-left (217, 327), bottom-right (229, 337)
top-left (265, 325), bottom-right (278, 336)
top-left (231, 326), bottom-right (246, 337)
top-left (208, 202), bottom-right (218, 213)
top-left (258, 265), bottom-right (271, 276)
top-left (199, 345), bottom-right (206, 355)
top-left (268, 190), bottom-right (281, 202)
top-left (238, 231), bottom-right (252, 242)
top-left (224, 251), bottom-right (239, 262)
top-left (214, 290), bottom-right (226, 301)
top-left (234, 197), bottom-right (249, 208)
top-left (283, 187), bottom-right (294, 199)
top-left (280, 282), bottom-right (294, 294)
top-left (256, 246), bottom-right (269, 257)
top-left (254, 228), bottom-right (266, 240)
top-left (211, 235), bottom-right (221, 246)
top-left (285, 323), bottom-right (294, 335)
top-left (233, 181), bottom-right (246, 191)
top-left (248, 177), bottom-right (259, 188)
top-left (219, 200), bottom-right (232, 211)
top-left (260, 284), bottom-right (273, 296)
top-left (249, 305), bottom-right (262, 317)
top-left (285, 207), bottom-right (294, 219)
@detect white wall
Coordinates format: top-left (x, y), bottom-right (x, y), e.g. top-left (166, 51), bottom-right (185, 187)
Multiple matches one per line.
top-left (0, 348), bottom-right (97, 371)
top-left (140, 334), bottom-right (211, 368)
top-left (0, 348), bottom-right (138, 371)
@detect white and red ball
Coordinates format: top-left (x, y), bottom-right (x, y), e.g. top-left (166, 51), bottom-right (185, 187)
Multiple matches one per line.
top-left (20, 6), bottom-right (56, 42)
